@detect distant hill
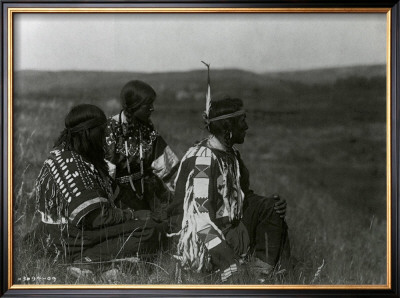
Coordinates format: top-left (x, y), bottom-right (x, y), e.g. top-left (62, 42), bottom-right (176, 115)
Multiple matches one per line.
top-left (14, 64), bottom-right (386, 124)
top-left (264, 64), bottom-right (386, 85)
top-left (14, 64), bottom-right (385, 96)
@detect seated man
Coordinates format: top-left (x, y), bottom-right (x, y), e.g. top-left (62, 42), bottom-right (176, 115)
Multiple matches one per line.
top-left (168, 96), bottom-right (289, 282)
top-left (28, 104), bottom-right (165, 274)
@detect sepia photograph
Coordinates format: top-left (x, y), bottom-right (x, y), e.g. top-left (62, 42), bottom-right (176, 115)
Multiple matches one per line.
top-left (2, 4), bottom-right (396, 294)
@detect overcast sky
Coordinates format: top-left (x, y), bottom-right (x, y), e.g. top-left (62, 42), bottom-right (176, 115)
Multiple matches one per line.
top-left (13, 13), bottom-right (387, 73)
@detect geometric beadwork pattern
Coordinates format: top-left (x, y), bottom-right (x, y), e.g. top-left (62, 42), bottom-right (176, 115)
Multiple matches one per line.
top-left (197, 226), bottom-right (221, 250)
top-left (195, 197), bottom-right (208, 213)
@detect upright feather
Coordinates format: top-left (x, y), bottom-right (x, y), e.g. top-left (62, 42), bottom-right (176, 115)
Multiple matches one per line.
top-left (201, 61), bottom-right (211, 117)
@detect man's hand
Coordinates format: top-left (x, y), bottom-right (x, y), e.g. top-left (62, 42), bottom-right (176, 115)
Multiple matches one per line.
top-left (272, 194), bottom-right (287, 218)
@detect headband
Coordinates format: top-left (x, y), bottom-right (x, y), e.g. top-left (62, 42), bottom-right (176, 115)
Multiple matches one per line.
top-left (68, 117), bottom-right (107, 134)
top-left (204, 110), bottom-right (246, 124)
top-left (122, 96), bottom-right (153, 112)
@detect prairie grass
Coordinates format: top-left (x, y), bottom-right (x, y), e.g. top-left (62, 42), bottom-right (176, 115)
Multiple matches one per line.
top-left (12, 68), bottom-right (387, 285)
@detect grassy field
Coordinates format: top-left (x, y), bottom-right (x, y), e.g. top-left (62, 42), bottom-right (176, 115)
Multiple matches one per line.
top-left (12, 65), bottom-right (387, 285)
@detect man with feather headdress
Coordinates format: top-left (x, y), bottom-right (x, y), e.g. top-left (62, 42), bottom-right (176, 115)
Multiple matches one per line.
top-left (168, 63), bottom-right (290, 282)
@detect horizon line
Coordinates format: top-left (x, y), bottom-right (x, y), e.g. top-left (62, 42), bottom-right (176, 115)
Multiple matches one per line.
top-left (14, 63), bottom-right (386, 75)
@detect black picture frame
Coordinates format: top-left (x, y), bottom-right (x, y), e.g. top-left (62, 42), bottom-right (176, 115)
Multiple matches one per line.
top-left (1, 0), bottom-right (399, 297)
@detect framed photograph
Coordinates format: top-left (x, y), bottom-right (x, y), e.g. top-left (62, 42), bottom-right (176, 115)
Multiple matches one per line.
top-left (1, 0), bottom-right (399, 297)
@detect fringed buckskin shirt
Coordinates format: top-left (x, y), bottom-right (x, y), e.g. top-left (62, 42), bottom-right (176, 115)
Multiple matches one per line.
top-left (168, 135), bottom-right (254, 282)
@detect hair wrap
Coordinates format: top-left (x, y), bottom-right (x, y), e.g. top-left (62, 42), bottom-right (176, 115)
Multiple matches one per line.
top-left (122, 98), bottom-right (146, 111)
top-left (204, 110), bottom-right (245, 125)
top-left (120, 80), bottom-right (156, 113)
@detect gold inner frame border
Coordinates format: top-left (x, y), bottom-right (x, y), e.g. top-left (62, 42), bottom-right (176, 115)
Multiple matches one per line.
top-left (6, 6), bottom-right (393, 290)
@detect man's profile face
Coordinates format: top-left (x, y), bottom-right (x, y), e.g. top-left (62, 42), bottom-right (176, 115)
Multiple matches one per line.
top-left (231, 114), bottom-right (248, 144)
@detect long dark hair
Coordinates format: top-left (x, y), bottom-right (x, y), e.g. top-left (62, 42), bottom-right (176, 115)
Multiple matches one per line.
top-left (54, 104), bottom-right (108, 175)
top-left (207, 95), bottom-right (244, 136)
top-left (120, 80), bottom-right (156, 111)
